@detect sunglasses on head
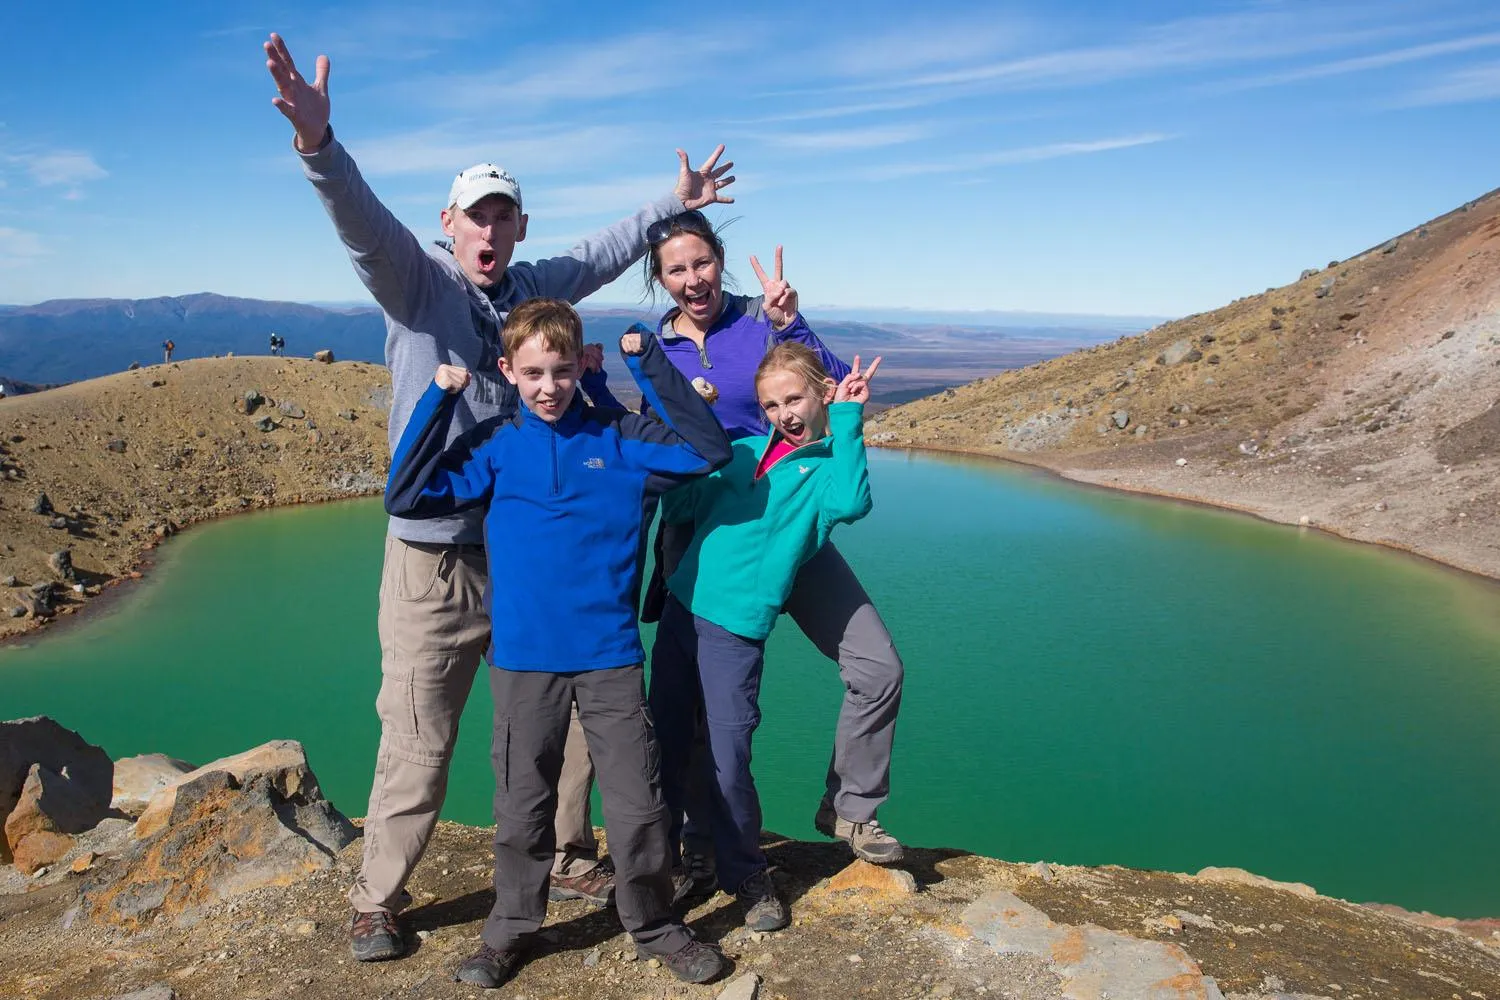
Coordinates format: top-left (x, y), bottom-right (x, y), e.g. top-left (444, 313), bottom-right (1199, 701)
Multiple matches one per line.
top-left (646, 210), bottom-right (713, 245)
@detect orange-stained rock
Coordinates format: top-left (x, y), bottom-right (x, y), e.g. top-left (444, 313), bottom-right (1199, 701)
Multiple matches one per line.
top-left (133, 740), bottom-right (320, 840)
top-left (111, 754), bottom-right (197, 819)
top-left (5, 762), bottom-right (108, 871)
top-left (0, 717), bottom-right (112, 864)
top-left (12, 830), bottom-right (72, 875)
top-left (826, 859), bottom-right (919, 897)
top-left (90, 763), bottom-right (355, 929)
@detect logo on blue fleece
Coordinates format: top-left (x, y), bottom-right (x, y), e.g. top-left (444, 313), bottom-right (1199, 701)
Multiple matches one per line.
top-left (584, 457), bottom-right (606, 470)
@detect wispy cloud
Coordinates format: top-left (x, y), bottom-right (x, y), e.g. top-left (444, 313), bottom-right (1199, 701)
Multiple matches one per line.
top-left (353, 124), bottom-right (640, 177)
top-left (1398, 61), bottom-right (1500, 105)
top-left (10, 152), bottom-right (108, 188)
top-left (721, 97), bottom-right (939, 126)
top-left (0, 227), bottom-right (48, 266)
top-left (813, 4), bottom-right (1469, 96)
top-left (862, 133), bottom-right (1172, 182)
top-left (758, 125), bottom-right (928, 152)
top-left (525, 175), bottom-right (674, 219)
top-left (814, 20), bottom-right (1035, 78)
top-left (400, 31), bottom-right (746, 111)
top-left (1217, 31), bottom-right (1500, 91)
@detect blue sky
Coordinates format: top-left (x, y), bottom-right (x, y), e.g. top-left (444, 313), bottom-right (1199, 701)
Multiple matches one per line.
top-left (2, 1), bottom-right (1498, 318)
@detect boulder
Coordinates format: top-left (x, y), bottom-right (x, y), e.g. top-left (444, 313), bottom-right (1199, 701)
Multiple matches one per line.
top-left (243, 389), bottom-right (263, 415)
top-left (106, 439), bottom-right (127, 454)
top-left (111, 753), bottom-right (197, 819)
top-left (133, 739), bottom-right (335, 840)
top-left (90, 761), bottom-right (357, 928)
top-left (277, 400), bottom-right (305, 419)
top-left (963, 890), bottom-right (1219, 999)
top-left (0, 717), bottom-right (113, 864)
top-left (32, 492), bottom-right (53, 515)
top-left (1159, 339), bottom-right (1195, 366)
top-left (48, 549), bottom-right (75, 582)
top-left (5, 763), bottom-right (110, 874)
top-left (314, 350), bottom-right (335, 363)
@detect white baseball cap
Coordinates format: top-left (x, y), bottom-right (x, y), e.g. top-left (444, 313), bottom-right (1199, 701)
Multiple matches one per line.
top-left (448, 163), bottom-right (523, 211)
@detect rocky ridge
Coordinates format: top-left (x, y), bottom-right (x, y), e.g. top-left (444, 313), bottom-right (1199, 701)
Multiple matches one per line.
top-left (2, 717), bottom-right (1499, 1000)
top-left (869, 188), bottom-right (1500, 580)
top-left (0, 356), bottom-right (392, 640)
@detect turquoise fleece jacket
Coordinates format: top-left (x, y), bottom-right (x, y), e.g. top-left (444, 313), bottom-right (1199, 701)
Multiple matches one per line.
top-left (662, 402), bottom-right (872, 640)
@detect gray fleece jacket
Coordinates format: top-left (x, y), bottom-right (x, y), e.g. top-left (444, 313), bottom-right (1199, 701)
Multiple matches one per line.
top-left (298, 130), bottom-right (684, 544)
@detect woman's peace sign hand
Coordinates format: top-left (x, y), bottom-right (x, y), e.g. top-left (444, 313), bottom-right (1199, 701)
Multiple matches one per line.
top-left (833, 354), bottom-right (883, 405)
top-left (749, 246), bottom-right (799, 331)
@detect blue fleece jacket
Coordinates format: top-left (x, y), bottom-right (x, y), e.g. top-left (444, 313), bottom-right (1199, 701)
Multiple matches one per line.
top-left (384, 333), bottom-right (731, 671)
top-left (652, 294), bottom-right (851, 440)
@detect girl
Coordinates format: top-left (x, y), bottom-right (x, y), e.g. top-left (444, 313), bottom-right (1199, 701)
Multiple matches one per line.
top-left (646, 342), bottom-right (883, 932)
top-left (640, 212), bottom-right (905, 875)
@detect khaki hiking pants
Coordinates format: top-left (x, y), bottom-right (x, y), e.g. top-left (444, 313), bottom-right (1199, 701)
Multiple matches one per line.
top-left (348, 536), bottom-right (599, 914)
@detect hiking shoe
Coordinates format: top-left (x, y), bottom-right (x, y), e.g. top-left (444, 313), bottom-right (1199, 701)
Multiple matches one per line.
top-left (735, 869), bottom-right (790, 932)
top-left (671, 849), bottom-right (718, 906)
top-left (815, 800), bottom-right (905, 864)
top-left (548, 857), bottom-right (615, 906)
top-left (453, 943), bottom-right (528, 988)
top-left (349, 909), bottom-right (403, 962)
top-left (655, 937), bottom-right (729, 984)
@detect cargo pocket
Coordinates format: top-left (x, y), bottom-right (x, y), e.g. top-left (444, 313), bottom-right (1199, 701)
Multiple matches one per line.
top-left (374, 664), bottom-right (420, 748)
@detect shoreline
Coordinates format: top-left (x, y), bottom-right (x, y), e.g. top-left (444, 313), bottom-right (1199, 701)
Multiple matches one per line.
top-left (0, 487), bottom-right (385, 651)
top-left (873, 440), bottom-right (1500, 590)
top-left (11, 437), bottom-right (1500, 649)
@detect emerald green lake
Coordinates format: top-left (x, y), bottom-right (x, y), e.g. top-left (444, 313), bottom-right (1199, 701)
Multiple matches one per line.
top-left (5, 450), bottom-right (1499, 917)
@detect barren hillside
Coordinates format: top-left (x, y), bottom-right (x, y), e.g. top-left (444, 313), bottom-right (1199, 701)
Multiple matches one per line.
top-left (0, 357), bottom-right (392, 640)
top-left (870, 189), bottom-right (1500, 580)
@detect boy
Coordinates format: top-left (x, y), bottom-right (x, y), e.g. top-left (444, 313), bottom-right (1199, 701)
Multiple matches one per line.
top-left (385, 299), bottom-right (732, 988)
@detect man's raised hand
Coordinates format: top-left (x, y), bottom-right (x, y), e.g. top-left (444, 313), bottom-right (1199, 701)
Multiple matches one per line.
top-left (750, 246), bottom-right (798, 331)
top-left (435, 364), bottom-right (471, 394)
top-left (675, 145), bottom-right (736, 210)
top-left (833, 354), bottom-right (883, 405)
top-left (264, 33), bottom-right (331, 153)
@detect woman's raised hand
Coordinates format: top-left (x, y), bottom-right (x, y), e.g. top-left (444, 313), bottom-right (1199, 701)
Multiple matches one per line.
top-left (435, 364), bottom-right (471, 394)
top-left (619, 332), bottom-right (644, 356)
top-left (675, 145), bottom-right (736, 210)
top-left (833, 354), bottom-right (883, 405)
top-left (750, 246), bottom-right (799, 331)
top-left (264, 34), bottom-right (331, 154)
top-left (579, 343), bottom-right (605, 374)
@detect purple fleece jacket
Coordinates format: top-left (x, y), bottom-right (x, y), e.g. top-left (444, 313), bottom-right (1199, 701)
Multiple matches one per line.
top-left (652, 294), bottom-right (851, 440)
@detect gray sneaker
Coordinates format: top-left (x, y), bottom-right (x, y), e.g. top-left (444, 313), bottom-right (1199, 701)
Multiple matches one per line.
top-left (814, 801), bottom-right (905, 864)
top-left (735, 869), bottom-right (790, 932)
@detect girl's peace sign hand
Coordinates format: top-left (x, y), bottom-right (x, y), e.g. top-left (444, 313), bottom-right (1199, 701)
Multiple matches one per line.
top-left (833, 354), bottom-right (883, 405)
top-left (749, 246), bottom-right (799, 331)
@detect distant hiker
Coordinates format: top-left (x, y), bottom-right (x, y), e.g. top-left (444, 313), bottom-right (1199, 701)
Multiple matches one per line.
top-left (651, 342), bottom-right (883, 933)
top-left (161, 339), bottom-right (175, 363)
top-left (269, 333), bottom-right (285, 356)
top-left (635, 211), bottom-right (907, 886)
top-left (263, 31), bottom-right (735, 969)
top-left (385, 301), bottom-right (732, 988)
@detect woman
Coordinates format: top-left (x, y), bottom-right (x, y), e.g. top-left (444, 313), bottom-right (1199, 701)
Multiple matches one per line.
top-left (639, 210), bottom-right (906, 871)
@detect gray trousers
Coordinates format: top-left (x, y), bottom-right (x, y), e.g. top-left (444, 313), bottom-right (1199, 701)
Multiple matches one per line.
top-left (348, 536), bottom-right (598, 915)
top-left (483, 664), bottom-right (689, 956)
top-left (660, 525), bottom-right (904, 825)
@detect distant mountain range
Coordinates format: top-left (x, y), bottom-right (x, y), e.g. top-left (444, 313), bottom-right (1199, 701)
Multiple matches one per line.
top-left (0, 292), bottom-right (1150, 387)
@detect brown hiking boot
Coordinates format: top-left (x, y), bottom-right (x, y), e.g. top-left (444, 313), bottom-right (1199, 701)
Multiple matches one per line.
top-left (548, 857), bottom-right (615, 906)
top-left (815, 800), bottom-right (905, 864)
top-left (349, 909), bottom-right (403, 962)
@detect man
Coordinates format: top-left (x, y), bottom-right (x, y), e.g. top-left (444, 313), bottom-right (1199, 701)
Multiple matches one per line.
top-left (263, 32), bottom-right (735, 963)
